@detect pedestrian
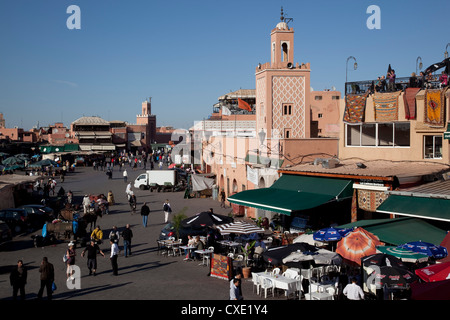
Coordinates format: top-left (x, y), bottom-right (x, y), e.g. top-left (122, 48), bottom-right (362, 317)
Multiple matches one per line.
top-left (107, 190), bottom-right (115, 206)
top-left (123, 169), bottom-right (128, 183)
top-left (220, 189), bottom-right (226, 208)
top-left (10, 259), bottom-right (27, 300)
top-left (109, 226), bottom-right (120, 244)
top-left (67, 190), bottom-right (73, 205)
top-left (110, 240), bottom-right (119, 276)
top-left (343, 277), bottom-right (365, 300)
top-left (37, 257), bottom-right (54, 300)
top-left (90, 226), bottom-right (103, 244)
top-left (141, 202), bottom-right (150, 227)
top-left (82, 194), bottom-right (91, 214)
top-left (66, 241), bottom-right (76, 280)
top-left (126, 182), bottom-right (132, 199)
top-left (129, 192), bottom-right (137, 214)
top-left (81, 240), bottom-right (105, 276)
top-left (163, 199), bottom-right (172, 223)
top-left (122, 224), bottom-right (133, 257)
top-left (230, 278), bottom-right (243, 300)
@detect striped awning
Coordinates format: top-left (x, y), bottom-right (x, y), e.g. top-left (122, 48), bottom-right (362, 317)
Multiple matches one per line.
top-left (216, 221), bottom-right (264, 235)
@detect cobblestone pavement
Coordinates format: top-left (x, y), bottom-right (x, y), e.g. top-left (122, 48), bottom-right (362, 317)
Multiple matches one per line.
top-left (0, 165), bottom-right (271, 302)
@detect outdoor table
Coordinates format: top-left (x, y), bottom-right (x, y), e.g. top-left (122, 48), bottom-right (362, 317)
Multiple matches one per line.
top-left (305, 291), bottom-right (334, 300)
top-left (163, 240), bottom-right (181, 257)
top-left (316, 281), bottom-right (335, 294)
top-left (256, 272), bottom-right (301, 298)
top-left (180, 245), bottom-right (196, 261)
top-left (195, 249), bottom-right (214, 266)
top-left (218, 240), bottom-right (241, 254)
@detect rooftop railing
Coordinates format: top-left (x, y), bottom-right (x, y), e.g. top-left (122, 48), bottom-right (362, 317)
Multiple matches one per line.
top-left (345, 75), bottom-right (443, 95)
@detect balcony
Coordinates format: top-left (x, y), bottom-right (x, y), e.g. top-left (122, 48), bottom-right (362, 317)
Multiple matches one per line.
top-left (345, 76), bottom-right (442, 95)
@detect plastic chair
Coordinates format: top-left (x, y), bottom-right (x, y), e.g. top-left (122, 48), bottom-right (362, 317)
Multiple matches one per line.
top-left (260, 277), bottom-right (274, 298)
top-left (272, 268), bottom-right (281, 275)
top-left (251, 272), bottom-right (260, 295)
top-left (288, 274), bottom-right (303, 300)
top-left (203, 246), bottom-right (214, 266)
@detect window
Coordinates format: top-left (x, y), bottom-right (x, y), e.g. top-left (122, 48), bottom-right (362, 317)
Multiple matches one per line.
top-left (315, 96), bottom-right (322, 101)
top-left (283, 104), bottom-right (292, 115)
top-left (282, 42), bottom-right (288, 62)
top-left (332, 96), bottom-right (340, 100)
top-left (346, 122), bottom-right (410, 147)
top-left (284, 129), bottom-right (291, 139)
top-left (318, 113), bottom-right (323, 118)
top-left (424, 136), bottom-right (442, 159)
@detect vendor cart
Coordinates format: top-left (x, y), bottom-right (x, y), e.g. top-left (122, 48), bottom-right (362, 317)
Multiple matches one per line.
top-left (44, 219), bottom-right (79, 241)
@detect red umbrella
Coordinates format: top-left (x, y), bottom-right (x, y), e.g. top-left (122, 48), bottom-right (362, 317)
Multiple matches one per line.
top-left (415, 261), bottom-right (450, 282)
top-left (336, 227), bottom-right (383, 265)
top-left (440, 232), bottom-right (450, 263)
top-left (411, 279), bottom-right (450, 300)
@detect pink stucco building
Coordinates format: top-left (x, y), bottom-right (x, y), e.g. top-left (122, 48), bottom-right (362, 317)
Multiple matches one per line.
top-left (195, 15), bottom-right (340, 219)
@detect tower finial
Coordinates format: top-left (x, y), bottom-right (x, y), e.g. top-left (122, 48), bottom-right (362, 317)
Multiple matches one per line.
top-left (281, 6), bottom-right (284, 21)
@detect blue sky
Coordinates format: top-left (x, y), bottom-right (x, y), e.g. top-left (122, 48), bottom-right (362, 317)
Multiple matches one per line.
top-left (0, 0), bottom-right (449, 131)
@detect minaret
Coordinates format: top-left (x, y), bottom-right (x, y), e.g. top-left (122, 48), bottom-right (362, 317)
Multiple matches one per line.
top-left (136, 97), bottom-right (156, 146)
top-left (270, 7), bottom-right (295, 69)
top-left (255, 8), bottom-right (311, 141)
top-left (142, 97), bottom-right (151, 116)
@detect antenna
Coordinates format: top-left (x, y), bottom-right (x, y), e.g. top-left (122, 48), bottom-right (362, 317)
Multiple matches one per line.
top-left (280, 6), bottom-right (293, 26)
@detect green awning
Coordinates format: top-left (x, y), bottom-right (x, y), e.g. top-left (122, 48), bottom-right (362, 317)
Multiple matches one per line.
top-left (376, 194), bottom-right (450, 222)
top-left (338, 217), bottom-right (446, 246)
top-left (227, 174), bottom-right (353, 215)
top-left (63, 144), bottom-right (79, 152)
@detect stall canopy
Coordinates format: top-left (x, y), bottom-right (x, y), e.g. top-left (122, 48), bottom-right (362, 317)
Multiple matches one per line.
top-left (338, 217), bottom-right (447, 246)
top-left (376, 194), bottom-right (450, 222)
top-left (191, 174), bottom-right (215, 192)
top-left (227, 174), bottom-right (353, 216)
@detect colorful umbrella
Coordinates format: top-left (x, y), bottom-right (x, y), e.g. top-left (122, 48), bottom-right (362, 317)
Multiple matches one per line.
top-left (376, 246), bottom-right (429, 263)
top-left (313, 227), bottom-right (352, 242)
top-left (415, 261), bottom-right (450, 282)
top-left (398, 241), bottom-right (448, 260)
top-left (439, 232), bottom-right (450, 263)
top-left (411, 279), bottom-right (450, 300)
top-left (335, 227), bottom-right (383, 265)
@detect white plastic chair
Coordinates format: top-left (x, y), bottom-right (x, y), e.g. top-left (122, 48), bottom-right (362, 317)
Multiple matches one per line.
top-left (260, 277), bottom-right (274, 298)
top-left (272, 267), bottom-right (281, 275)
top-left (251, 272), bottom-right (260, 295)
top-left (202, 246), bottom-right (214, 266)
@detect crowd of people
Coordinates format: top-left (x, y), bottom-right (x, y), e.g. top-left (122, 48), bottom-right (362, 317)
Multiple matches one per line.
top-left (357, 67), bottom-right (449, 95)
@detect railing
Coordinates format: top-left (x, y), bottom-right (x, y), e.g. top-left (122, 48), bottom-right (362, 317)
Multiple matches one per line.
top-left (345, 76), bottom-right (443, 95)
top-left (212, 103), bottom-right (256, 115)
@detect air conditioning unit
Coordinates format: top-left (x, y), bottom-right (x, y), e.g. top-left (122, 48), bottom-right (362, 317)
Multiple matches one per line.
top-left (322, 158), bottom-right (339, 169)
top-left (313, 158), bottom-right (326, 166)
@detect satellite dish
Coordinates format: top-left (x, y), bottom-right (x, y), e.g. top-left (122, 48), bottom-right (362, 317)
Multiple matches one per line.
top-left (331, 86), bottom-right (336, 91)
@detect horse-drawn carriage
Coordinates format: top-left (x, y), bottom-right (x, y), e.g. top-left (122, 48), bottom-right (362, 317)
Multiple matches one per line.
top-left (40, 196), bottom-right (103, 245)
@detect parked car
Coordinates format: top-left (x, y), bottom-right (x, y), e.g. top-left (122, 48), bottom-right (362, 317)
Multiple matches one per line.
top-left (19, 205), bottom-right (55, 228)
top-left (0, 208), bottom-right (29, 234)
top-left (0, 221), bottom-right (12, 246)
top-left (159, 222), bottom-right (207, 244)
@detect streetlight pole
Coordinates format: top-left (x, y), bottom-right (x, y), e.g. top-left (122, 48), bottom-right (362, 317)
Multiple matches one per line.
top-left (445, 43), bottom-right (450, 59)
top-left (346, 56), bottom-right (358, 95)
top-left (416, 56), bottom-right (423, 75)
